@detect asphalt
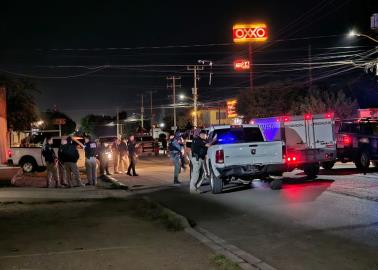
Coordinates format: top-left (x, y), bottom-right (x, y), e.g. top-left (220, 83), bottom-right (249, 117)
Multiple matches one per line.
top-left (140, 163), bottom-right (378, 270)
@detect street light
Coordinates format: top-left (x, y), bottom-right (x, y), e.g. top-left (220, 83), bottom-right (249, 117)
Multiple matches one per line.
top-left (159, 123), bottom-right (165, 128)
top-left (348, 29), bottom-right (378, 43)
top-left (179, 94), bottom-right (193, 101)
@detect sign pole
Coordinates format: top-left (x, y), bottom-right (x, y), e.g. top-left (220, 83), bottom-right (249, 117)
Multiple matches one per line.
top-left (59, 124), bottom-right (62, 137)
top-left (248, 43), bottom-right (253, 92)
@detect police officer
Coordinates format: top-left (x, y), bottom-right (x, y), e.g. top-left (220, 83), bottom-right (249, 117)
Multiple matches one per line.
top-left (60, 136), bottom-right (82, 187)
top-left (84, 136), bottom-right (98, 186)
top-left (190, 130), bottom-right (210, 194)
top-left (99, 141), bottom-right (111, 177)
top-left (169, 132), bottom-right (183, 184)
top-left (42, 136), bottom-right (60, 188)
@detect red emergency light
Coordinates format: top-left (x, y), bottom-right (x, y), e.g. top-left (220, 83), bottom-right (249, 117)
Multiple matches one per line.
top-left (283, 116), bottom-right (290, 122)
top-left (325, 112), bottom-right (333, 118)
top-left (234, 59), bottom-right (250, 71)
top-left (343, 135), bottom-right (352, 146)
top-left (304, 114), bottom-right (312, 120)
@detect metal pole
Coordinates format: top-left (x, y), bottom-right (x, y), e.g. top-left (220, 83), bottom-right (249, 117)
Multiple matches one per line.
top-left (116, 107), bottom-right (119, 138)
top-left (308, 44), bottom-right (312, 90)
top-left (248, 43), bottom-right (253, 92)
top-left (218, 101), bottom-right (221, 125)
top-left (141, 95), bottom-right (144, 129)
top-left (173, 78), bottom-right (177, 131)
top-left (59, 124), bottom-right (62, 137)
top-left (193, 67), bottom-right (198, 128)
top-left (150, 91), bottom-right (153, 126)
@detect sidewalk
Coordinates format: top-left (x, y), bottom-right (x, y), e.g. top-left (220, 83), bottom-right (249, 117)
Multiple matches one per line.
top-left (0, 186), bottom-right (130, 203)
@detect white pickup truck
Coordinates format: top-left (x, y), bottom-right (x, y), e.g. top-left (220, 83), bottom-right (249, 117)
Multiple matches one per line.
top-left (207, 125), bottom-right (284, 193)
top-left (8, 136), bottom-right (86, 173)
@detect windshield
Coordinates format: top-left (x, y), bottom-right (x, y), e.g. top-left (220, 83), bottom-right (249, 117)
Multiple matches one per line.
top-left (213, 127), bottom-right (264, 144)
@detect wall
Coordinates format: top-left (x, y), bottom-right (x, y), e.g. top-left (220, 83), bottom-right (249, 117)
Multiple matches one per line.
top-left (0, 87), bottom-right (7, 164)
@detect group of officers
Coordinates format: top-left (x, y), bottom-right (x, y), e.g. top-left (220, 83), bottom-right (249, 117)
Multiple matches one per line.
top-left (169, 128), bottom-right (211, 194)
top-left (41, 135), bottom-right (139, 188)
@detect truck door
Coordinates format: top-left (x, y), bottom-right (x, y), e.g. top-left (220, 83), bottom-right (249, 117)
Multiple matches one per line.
top-left (312, 117), bottom-right (335, 150)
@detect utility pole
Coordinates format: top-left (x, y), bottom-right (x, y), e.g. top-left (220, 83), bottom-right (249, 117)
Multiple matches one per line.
top-left (308, 44), bottom-right (312, 90)
top-left (187, 65), bottom-right (204, 128)
top-left (167, 76), bottom-right (181, 131)
top-left (140, 95), bottom-right (144, 129)
top-left (147, 90), bottom-right (157, 127)
top-left (116, 107), bottom-right (120, 138)
top-left (248, 43), bottom-right (253, 92)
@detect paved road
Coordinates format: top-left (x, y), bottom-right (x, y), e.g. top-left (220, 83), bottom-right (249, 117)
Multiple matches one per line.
top-left (115, 158), bottom-right (378, 270)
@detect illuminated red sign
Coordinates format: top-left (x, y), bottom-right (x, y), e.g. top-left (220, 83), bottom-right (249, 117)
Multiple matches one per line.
top-left (233, 23), bottom-right (268, 43)
top-left (234, 59), bottom-right (250, 70)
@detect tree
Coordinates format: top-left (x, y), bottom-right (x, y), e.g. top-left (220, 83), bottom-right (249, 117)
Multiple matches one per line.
top-left (80, 114), bottom-right (115, 137)
top-left (237, 82), bottom-right (358, 120)
top-left (43, 110), bottom-right (77, 135)
top-left (290, 87), bottom-right (358, 119)
top-left (0, 75), bottom-right (39, 131)
top-left (237, 81), bottom-right (304, 119)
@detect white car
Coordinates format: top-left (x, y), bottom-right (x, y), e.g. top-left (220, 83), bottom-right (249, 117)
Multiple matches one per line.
top-left (206, 125), bottom-right (284, 193)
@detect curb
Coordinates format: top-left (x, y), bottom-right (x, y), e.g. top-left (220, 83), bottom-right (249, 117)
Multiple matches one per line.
top-left (146, 197), bottom-right (277, 270)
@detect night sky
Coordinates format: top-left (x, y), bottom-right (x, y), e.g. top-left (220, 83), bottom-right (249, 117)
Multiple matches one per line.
top-left (1, 0), bottom-right (377, 123)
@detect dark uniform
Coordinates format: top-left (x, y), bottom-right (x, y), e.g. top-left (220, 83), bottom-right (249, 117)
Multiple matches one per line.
top-left (190, 133), bottom-right (208, 193)
top-left (127, 139), bottom-right (138, 176)
top-left (42, 141), bottom-right (59, 188)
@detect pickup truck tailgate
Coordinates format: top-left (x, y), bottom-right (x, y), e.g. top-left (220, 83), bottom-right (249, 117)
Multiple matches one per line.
top-left (222, 141), bottom-right (283, 167)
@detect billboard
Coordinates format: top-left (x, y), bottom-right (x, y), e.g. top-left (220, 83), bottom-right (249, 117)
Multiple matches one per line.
top-left (233, 23), bottom-right (268, 43)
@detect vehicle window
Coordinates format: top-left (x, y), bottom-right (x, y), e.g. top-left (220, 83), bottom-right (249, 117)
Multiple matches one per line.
top-left (339, 123), bottom-right (359, 133)
top-left (213, 127), bottom-right (264, 144)
top-left (361, 123), bottom-right (373, 135)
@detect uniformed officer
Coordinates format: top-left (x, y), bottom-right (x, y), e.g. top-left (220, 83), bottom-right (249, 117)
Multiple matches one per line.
top-left (84, 136), bottom-right (98, 186)
top-left (189, 130), bottom-right (210, 194)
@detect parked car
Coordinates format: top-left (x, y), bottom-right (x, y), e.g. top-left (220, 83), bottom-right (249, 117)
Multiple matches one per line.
top-left (336, 118), bottom-right (378, 170)
top-left (135, 134), bottom-right (159, 155)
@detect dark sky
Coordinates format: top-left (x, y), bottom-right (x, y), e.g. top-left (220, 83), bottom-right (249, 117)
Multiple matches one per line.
top-left (1, 0), bottom-right (377, 123)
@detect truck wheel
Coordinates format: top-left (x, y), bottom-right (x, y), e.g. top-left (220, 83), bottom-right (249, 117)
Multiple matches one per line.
top-left (209, 165), bottom-right (223, 194)
top-left (355, 151), bottom-right (370, 170)
top-left (304, 163), bottom-right (320, 178)
top-left (321, 161), bottom-right (335, 170)
top-left (270, 179), bottom-right (282, 190)
top-left (20, 157), bottom-right (37, 173)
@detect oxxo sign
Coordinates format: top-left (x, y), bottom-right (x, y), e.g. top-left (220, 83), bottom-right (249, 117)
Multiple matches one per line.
top-left (233, 23), bottom-right (268, 43)
top-left (234, 59), bottom-right (250, 71)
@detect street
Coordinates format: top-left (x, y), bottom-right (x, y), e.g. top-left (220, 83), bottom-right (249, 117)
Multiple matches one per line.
top-left (115, 158), bottom-right (378, 270)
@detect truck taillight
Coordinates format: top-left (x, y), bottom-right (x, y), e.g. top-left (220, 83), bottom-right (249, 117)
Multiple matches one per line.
top-left (215, 150), bottom-right (224, 164)
top-left (7, 149), bottom-right (12, 158)
top-left (285, 153), bottom-right (299, 163)
top-left (343, 135), bottom-right (352, 146)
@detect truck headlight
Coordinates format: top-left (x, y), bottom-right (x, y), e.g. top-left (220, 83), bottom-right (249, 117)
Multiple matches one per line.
top-left (107, 153), bottom-right (113, 160)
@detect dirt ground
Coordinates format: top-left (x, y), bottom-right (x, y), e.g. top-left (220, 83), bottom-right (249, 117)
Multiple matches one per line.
top-left (0, 199), bottom-right (218, 270)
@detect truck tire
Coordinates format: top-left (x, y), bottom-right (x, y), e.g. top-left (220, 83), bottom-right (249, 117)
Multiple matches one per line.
top-left (303, 163), bottom-right (320, 178)
top-left (355, 151), bottom-right (370, 170)
top-left (270, 179), bottom-right (282, 190)
top-left (321, 161), bottom-right (335, 170)
top-left (209, 165), bottom-right (223, 194)
top-left (20, 157), bottom-right (38, 173)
